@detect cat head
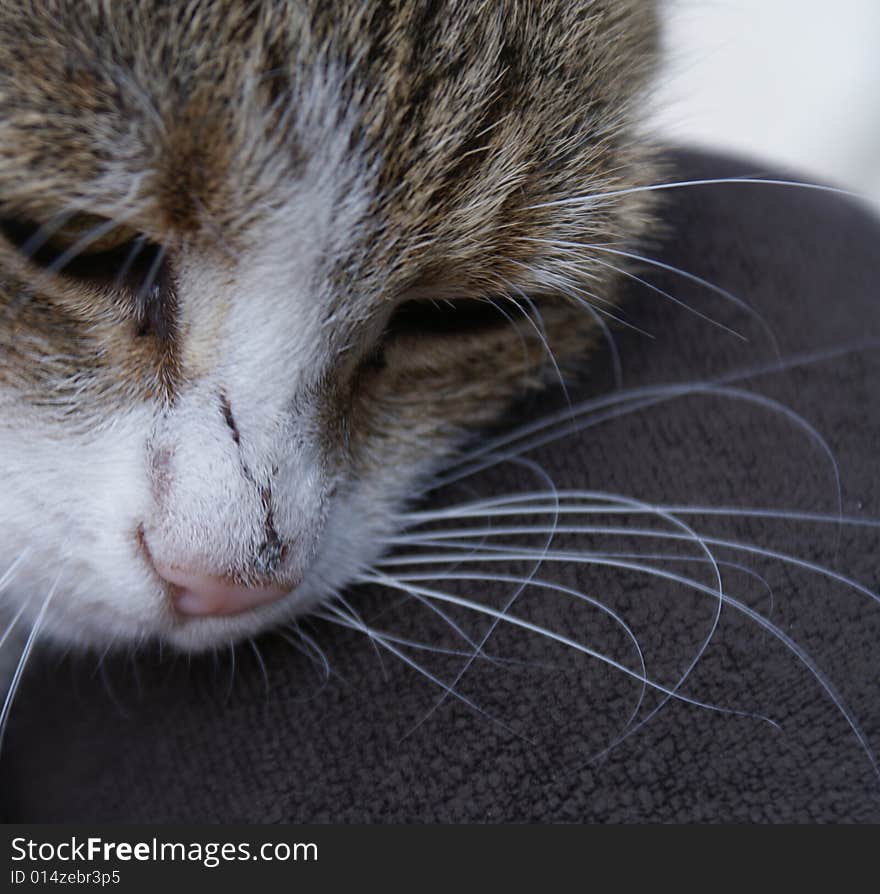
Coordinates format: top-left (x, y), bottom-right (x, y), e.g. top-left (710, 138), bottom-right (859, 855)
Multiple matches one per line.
top-left (0, 0), bottom-right (658, 652)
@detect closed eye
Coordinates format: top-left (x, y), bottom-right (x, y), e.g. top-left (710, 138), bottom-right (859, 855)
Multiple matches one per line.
top-left (0, 211), bottom-right (164, 296)
top-left (384, 296), bottom-right (519, 340)
top-left (0, 211), bottom-right (173, 338)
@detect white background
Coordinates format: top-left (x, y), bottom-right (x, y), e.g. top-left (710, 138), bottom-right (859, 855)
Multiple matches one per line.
top-left (653, 0), bottom-right (880, 199)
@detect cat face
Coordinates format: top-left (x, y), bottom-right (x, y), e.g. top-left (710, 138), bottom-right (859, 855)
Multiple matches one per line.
top-left (0, 0), bottom-right (657, 652)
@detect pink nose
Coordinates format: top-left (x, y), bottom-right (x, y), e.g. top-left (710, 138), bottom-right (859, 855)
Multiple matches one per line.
top-left (154, 563), bottom-right (291, 618)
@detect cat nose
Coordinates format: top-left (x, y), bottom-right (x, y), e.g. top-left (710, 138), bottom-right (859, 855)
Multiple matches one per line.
top-left (154, 562), bottom-right (291, 618)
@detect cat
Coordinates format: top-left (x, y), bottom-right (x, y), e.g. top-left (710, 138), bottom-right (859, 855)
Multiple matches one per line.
top-left (0, 0), bottom-right (660, 655)
top-left (4, 3), bottom-right (880, 819)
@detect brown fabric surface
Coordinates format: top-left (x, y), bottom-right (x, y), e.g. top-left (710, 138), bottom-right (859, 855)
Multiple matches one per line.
top-left (3, 149), bottom-right (880, 823)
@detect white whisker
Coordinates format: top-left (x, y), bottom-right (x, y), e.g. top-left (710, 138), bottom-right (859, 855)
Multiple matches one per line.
top-left (504, 283), bottom-right (572, 410)
top-left (382, 525), bottom-right (879, 607)
top-left (508, 258), bottom-right (657, 340)
top-left (0, 551), bottom-right (30, 595)
top-left (371, 561), bottom-right (877, 777)
top-left (385, 581), bottom-right (495, 658)
top-left (400, 488), bottom-right (728, 746)
top-left (225, 641), bottom-right (237, 702)
top-left (400, 494), bottom-right (879, 529)
top-left (45, 217), bottom-right (129, 277)
top-left (435, 384), bottom-right (842, 513)
top-left (408, 454), bottom-right (563, 734)
top-left (321, 602), bottom-right (529, 742)
top-left (580, 248), bottom-right (749, 340)
top-left (526, 177), bottom-right (864, 211)
top-left (282, 622), bottom-right (331, 683)
top-left (0, 600), bottom-right (31, 654)
top-left (248, 638), bottom-right (270, 699)
top-left (439, 341), bottom-right (876, 480)
top-left (334, 591), bottom-right (388, 681)
top-left (371, 565), bottom-right (651, 740)
top-left (381, 546), bottom-right (777, 611)
top-left (0, 573), bottom-right (59, 753)
top-left (362, 571), bottom-right (775, 727)
top-left (323, 612), bottom-right (526, 663)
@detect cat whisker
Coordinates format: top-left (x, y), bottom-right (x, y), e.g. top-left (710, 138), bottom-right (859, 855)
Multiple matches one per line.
top-left (380, 527), bottom-right (880, 608)
top-left (283, 621), bottom-right (331, 685)
top-left (390, 583), bottom-right (496, 660)
top-left (323, 605), bottom-right (586, 676)
top-left (407, 453), bottom-right (563, 733)
top-left (399, 494), bottom-right (880, 529)
top-left (526, 177), bottom-right (866, 211)
top-left (370, 566), bottom-right (660, 762)
top-left (479, 295), bottom-right (534, 380)
top-left (0, 600), bottom-right (32, 655)
top-left (112, 235), bottom-right (149, 291)
top-left (406, 488), bottom-right (727, 744)
top-left (436, 384), bottom-right (842, 507)
top-left (507, 259), bottom-right (657, 339)
top-left (362, 571), bottom-right (772, 726)
top-left (44, 216), bottom-right (133, 278)
top-left (319, 611), bottom-right (502, 662)
top-left (386, 467), bottom-right (550, 668)
top-left (509, 269), bottom-right (635, 388)
top-left (274, 629), bottom-right (334, 703)
top-left (18, 197), bottom-right (149, 286)
top-left (96, 641), bottom-right (132, 719)
top-left (577, 296), bottom-right (624, 388)
top-left (503, 283), bottom-right (572, 411)
top-left (133, 243), bottom-right (167, 312)
top-left (439, 341), bottom-right (879, 478)
top-left (0, 550), bottom-right (30, 601)
top-left (526, 235), bottom-right (779, 348)
top-left (385, 478), bottom-right (877, 761)
top-left (587, 242), bottom-right (781, 353)
top-left (369, 566), bottom-right (650, 743)
top-left (584, 561), bottom-right (775, 762)
top-left (334, 591), bottom-right (388, 682)
top-left (560, 245), bottom-right (750, 341)
top-left (226, 641), bottom-right (237, 703)
top-left (382, 545), bottom-right (778, 614)
top-left (16, 206), bottom-right (82, 262)
top-left (249, 638), bottom-right (271, 700)
top-left (372, 561), bottom-right (878, 778)
top-left (567, 283), bottom-right (656, 341)
top-left (0, 573), bottom-right (59, 753)
top-left (321, 602), bottom-right (529, 743)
